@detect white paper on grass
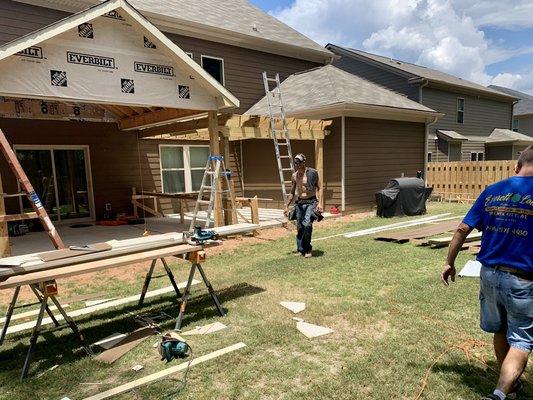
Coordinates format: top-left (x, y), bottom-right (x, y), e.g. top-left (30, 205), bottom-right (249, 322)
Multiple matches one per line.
top-left (280, 301), bottom-right (306, 314)
top-left (458, 260), bottom-right (482, 278)
top-left (296, 321), bottom-right (334, 338)
top-left (0, 12), bottom-right (216, 110)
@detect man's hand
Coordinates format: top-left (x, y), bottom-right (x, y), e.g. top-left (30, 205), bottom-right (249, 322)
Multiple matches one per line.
top-left (316, 204), bottom-right (323, 213)
top-left (441, 264), bottom-right (456, 286)
top-left (284, 207), bottom-right (289, 217)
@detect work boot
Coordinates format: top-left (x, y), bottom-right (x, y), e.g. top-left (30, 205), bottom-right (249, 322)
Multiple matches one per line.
top-left (304, 252), bottom-right (312, 258)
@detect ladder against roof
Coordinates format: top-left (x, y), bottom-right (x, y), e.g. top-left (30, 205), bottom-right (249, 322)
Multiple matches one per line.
top-left (189, 155), bottom-right (238, 230)
top-left (262, 72), bottom-right (294, 206)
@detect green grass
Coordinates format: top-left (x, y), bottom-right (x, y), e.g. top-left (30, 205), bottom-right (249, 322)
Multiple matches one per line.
top-left (1, 202), bottom-right (530, 400)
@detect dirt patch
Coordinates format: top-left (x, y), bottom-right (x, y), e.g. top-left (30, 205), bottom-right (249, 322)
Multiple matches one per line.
top-left (358, 319), bottom-right (391, 341)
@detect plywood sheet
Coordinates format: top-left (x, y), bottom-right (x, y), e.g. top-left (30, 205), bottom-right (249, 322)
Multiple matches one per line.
top-left (280, 301), bottom-right (306, 314)
top-left (38, 243), bottom-right (112, 262)
top-left (181, 322), bottom-right (227, 336)
top-left (94, 327), bottom-right (156, 364)
top-left (296, 321), bottom-right (333, 338)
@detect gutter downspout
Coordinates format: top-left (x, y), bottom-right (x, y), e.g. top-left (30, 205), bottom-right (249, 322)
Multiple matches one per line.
top-left (341, 115), bottom-right (346, 212)
top-left (424, 115), bottom-right (439, 184)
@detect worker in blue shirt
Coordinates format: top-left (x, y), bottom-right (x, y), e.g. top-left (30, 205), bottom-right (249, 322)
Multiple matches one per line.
top-left (442, 145), bottom-right (533, 400)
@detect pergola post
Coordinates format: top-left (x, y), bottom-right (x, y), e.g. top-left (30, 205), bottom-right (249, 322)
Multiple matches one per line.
top-left (0, 171), bottom-right (10, 257)
top-left (315, 138), bottom-right (324, 208)
top-left (208, 111), bottom-right (224, 226)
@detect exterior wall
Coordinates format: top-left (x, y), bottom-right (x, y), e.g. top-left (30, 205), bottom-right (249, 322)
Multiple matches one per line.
top-left (344, 117), bottom-right (425, 211)
top-left (462, 140), bottom-right (486, 161)
top-left (422, 86), bottom-right (513, 137)
top-left (0, 118), bottom-right (205, 218)
top-left (331, 53), bottom-right (419, 101)
top-left (0, 0), bottom-right (321, 115)
top-left (0, 0), bottom-right (68, 44)
top-left (513, 145), bottom-right (530, 159)
top-left (486, 145), bottom-right (513, 161)
top-left (517, 116), bottom-right (533, 137)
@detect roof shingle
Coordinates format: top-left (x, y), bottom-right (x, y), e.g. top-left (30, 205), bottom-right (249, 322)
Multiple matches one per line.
top-left (489, 85), bottom-right (533, 116)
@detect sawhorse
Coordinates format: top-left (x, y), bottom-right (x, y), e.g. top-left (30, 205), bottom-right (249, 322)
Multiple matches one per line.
top-left (0, 280), bottom-right (91, 379)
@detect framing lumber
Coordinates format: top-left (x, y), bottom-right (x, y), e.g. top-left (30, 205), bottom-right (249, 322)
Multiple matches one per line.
top-left (119, 108), bottom-right (204, 130)
top-left (94, 327), bottom-right (156, 364)
top-left (315, 139), bottom-right (324, 206)
top-left (0, 212), bottom-right (39, 223)
top-left (0, 171), bottom-right (8, 257)
top-left (374, 219), bottom-right (461, 242)
top-left (208, 111), bottom-right (224, 227)
top-left (83, 342), bottom-right (247, 400)
top-left (428, 232), bottom-right (483, 247)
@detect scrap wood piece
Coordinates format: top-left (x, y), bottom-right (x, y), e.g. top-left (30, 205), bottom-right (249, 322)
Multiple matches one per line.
top-left (374, 219), bottom-right (461, 243)
top-left (0, 304), bottom-right (69, 324)
top-left (280, 301), bottom-right (306, 314)
top-left (296, 321), bottom-right (334, 338)
top-left (94, 327), bottom-right (156, 364)
top-left (181, 321), bottom-right (226, 336)
top-left (83, 342), bottom-right (247, 400)
top-left (428, 232), bottom-right (482, 248)
top-left (93, 333), bottom-right (127, 350)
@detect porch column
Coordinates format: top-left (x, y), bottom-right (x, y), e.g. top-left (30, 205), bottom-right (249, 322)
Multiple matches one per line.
top-left (208, 111), bottom-right (223, 226)
top-left (315, 138), bottom-right (324, 209)
top-left (0, 171), bottom-right (10, 257)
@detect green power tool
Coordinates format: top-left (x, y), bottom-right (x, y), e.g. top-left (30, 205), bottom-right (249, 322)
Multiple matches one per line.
top-left (158, 333), bottom-right (190, 362)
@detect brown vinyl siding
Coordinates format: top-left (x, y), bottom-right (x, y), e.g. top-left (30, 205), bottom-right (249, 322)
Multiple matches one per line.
top-left (331, 54), bottom-right (419, 101)
top-left (166, 32), bottom-right (320, 113)
top-left (462, 140), bottom-right (485, 161)
top-left (513, 145), bottom-right (530, 159)
top-left (0, 0), bottom-right (68, 45)
top-left (486, 145), bottom-right (513, 160)
top-left (517, 116), bottom-right (533, 137)
top-left (0, 118), bottom-right (206, 218)
top-left (422, 86), bottom-right (513, 137)
top-left (344, 118), bottom-right (425, 210)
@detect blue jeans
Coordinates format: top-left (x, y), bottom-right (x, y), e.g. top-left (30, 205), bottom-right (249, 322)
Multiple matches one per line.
top-left (480, 266), bottom-right (533, 353)
top-left (295, 200), bottom-right (316, 254)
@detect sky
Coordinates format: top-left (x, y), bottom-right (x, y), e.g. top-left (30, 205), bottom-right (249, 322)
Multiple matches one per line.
top-left (250, 0), bottom-right (533, 96)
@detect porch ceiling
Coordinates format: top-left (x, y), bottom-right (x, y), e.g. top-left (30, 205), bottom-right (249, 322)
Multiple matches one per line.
top-left (139, 113), bottom-right (332, 141)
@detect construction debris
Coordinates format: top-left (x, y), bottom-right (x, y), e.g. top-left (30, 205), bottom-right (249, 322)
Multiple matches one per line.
top-left (92, 333), bottom-right (127, 350)
top-left (131, 364), bottom-right (144, 372)
top-left (83, 342), bottom-right (247, 400)
top-left (181, 322), bottom-right (227, 336)
top-left (374, 219), bottom-right (461, 243)
top-left (296, 321), bottom-right (334, 338)
top-left (427, 232), bottom-right (482, 248)
top-left (280, 301), bottom-right (306, 314)
top-left (95, 327), bottom-right (156, 364)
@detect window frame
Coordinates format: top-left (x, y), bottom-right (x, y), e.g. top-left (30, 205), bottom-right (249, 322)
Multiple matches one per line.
top-left (427, 152), bottom-right (432, 162)
top-left (200, 54), bottom-right (225, 86)
top-left (456, 97), bottom-right (465, 124)
top-left (159, 144), bottom-right (209, 194)
top-left (512, 118), bottom-right (520, 132)
top-left (470, 152), bottom-right (484, 161)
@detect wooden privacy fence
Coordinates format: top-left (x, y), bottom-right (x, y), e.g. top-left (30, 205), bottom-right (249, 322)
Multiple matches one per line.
top-left (426, 161), bottom-right (515, 202)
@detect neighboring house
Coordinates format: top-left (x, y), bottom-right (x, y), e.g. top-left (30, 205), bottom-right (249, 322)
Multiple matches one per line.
top-left (490, 85), bottom-right (533, 138)
top-left (0, 0), bottom-right (439, 226)
top-left (326, 44), bottom-right (530, 162)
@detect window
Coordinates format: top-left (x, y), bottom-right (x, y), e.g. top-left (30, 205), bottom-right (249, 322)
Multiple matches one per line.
top-left (456, 98), bottom-right (465, 124)
top-left (160, 145), bottom-right (209, 193)
top-left (512, 118), bottom-right (520, 132)
top-left (201, 55), bottom-right (224, 85)
top-left (427, 152), bottom-right (432, 162)
top-left (470, 152), bottom-right (484, 161)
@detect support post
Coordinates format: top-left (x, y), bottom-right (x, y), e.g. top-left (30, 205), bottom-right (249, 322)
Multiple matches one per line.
top-left (315, 138), bottom-right (324, 209)
top-left (208, 111), bottom-right (223, 226)
top-left (132, 187), bottom-right (138, 217)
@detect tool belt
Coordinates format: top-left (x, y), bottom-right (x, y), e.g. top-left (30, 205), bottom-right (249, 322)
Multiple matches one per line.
top-left (494, 265), bottom-right (533, 281)
top-left (296, 196), bottom-right (317, 205)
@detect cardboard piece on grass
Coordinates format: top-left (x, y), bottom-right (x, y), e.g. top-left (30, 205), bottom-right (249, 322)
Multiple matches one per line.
top-left (181, 322), bottom-right (227, 336)
top-left (296, 321), bottom-right (334, 338)
top-left (94, 327), bottom-right (156, 364)
top-left (458, 260), bottom-right (482, 278)
top-left (93, 333), bottom-right (127, 350)
top-left (280, 301), bottom-right (306, 314)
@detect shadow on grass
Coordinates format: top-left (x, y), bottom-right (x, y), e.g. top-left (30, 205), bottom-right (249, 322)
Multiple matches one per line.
top-left (0, 282), bottom-right (264, 379)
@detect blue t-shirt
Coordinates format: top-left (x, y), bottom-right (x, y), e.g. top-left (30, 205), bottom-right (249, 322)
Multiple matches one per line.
top-left (463, 176), bottom-right (533, 272)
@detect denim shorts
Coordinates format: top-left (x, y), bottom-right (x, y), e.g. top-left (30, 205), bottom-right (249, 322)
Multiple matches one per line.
top-left (480, 266), bottom-right (533, 353)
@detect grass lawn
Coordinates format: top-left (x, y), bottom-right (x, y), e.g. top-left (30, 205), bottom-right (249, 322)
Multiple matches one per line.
top-left (0, 202), bottom-right (531, 400)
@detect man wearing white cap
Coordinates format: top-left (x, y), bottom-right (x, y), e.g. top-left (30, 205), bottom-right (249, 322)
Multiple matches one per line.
top-left (284, 153), bottom-right (323, 257)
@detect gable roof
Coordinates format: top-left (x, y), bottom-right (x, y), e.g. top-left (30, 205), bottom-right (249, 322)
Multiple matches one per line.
top-left (489, 85), bottom-right (533, 116)
top-left (245, 65), bottom-right (441, 122)
top-left (487, 128), bottom-right (533, 145)
top-left (327, 44), bottom-right (518, 102)
top-left (437, 130), bottom-right (468, 142)
top-left (0, 0), bottom-right (239, 109)
top-left (14, 0), bottom-right (333, 63)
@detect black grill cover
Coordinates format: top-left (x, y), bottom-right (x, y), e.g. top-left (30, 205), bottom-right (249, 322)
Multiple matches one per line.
top-left (375, 178), bottom-right (433, 218)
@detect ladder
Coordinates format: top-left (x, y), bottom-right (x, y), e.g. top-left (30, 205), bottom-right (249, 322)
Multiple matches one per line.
top-left (0, 129), bottom-right (65, 250)
top-left (189, 155), bottom-right (237, 230)
top-left (262, 72), bottom-right (294, 206)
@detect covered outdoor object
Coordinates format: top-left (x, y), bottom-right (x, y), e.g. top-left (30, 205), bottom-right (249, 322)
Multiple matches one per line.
top-left (375, 178), bottom-right (433, 218)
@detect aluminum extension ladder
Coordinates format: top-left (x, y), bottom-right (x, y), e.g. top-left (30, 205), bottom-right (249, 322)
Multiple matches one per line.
top-left (262, 72), bottom-right (295, 206)
top-left (189, 155), bottom-right (237, 230)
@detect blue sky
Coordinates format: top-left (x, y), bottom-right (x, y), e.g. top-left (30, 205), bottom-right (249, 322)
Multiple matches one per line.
top-left (251, 0), bottom-right (533, 95)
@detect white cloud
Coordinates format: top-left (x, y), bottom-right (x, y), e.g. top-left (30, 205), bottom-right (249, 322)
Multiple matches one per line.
top-left (272, 0), bottom-right (533, 94)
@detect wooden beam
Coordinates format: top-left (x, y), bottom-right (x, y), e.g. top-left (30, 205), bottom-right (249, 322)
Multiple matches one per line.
top-left (315, 139), bottom-right (324, 208)
top-left (119, 108), bottom-right (204, 130)
top-left (208, 111), bottom-right (223, 227)
top-left (225, 127), bottom-right (327, 140)
top-left (0, 171), bottom-right (9, 257)
top-left (0, 212), bottom-right (38, 223)
top-left (103, 105), bottom-right (129, 118)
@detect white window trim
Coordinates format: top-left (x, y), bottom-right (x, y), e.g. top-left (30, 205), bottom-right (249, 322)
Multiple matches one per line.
top-left (159, 144), bottom-right (209, 193)
top-left (200, 54), bottom-right (225, 86)
top-left (13, 144), bottom-right (95, 223)
top-left (456, 97), bottom-right (465, 124)
top-left (512, 118), bottom-right (520, 132)
top-left (427, 152), bottom-right (433, 162)
top-left (185, 52), bottom-right (193, 59)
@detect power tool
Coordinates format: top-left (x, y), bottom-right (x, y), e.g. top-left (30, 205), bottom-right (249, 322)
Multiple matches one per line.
top-left (184, 226), bottom-right (218, 245)
top-left (158, 333), bottom-right (190, 362)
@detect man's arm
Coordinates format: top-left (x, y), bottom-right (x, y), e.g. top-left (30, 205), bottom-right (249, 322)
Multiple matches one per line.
top-left (315, 176), bottom-right (323, 212)
top-left (284, 179), bottom-right (297, 216)
top-left (441, 222), bottom-right (474, 285)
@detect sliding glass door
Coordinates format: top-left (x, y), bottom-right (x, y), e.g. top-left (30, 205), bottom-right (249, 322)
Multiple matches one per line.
top-left (15, 146), bottom-right (94, 222)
